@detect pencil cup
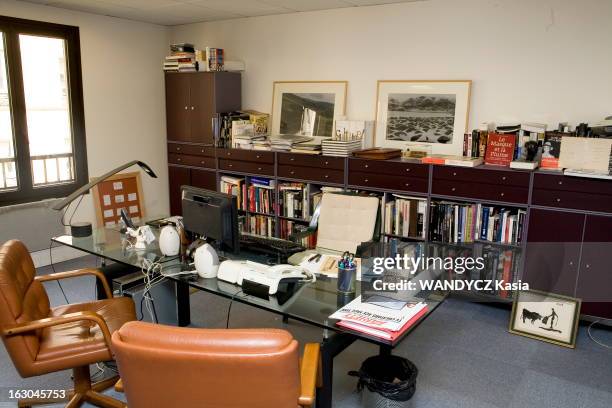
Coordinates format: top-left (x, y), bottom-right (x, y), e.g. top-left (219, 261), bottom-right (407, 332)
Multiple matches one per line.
top-left (337, 266), bottom-right (357, 294)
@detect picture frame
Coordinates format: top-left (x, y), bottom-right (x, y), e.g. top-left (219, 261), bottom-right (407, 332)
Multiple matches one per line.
top-left (509, 289), bottom-right (581, 348)
top-left (271, 81), bottom-right (348, 139)
top-left (374, 80), bottom-right (471, 155)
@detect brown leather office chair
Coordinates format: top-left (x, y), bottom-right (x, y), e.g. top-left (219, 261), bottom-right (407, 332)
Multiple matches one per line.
top-left (0, 240), bottom-right (136, 408)
top-left (111, 321), bottom-right (321, 408)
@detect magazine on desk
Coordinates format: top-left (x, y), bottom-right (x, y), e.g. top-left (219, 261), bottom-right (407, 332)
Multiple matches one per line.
top-left (330, 296), bottom-right (428, 340)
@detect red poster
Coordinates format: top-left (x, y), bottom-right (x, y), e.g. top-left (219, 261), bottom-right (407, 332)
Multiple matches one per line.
top-left (484, 133), bottom-right (516, 166)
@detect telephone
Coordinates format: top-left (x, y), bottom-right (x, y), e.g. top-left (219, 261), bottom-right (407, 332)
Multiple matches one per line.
top-left (217, 260), bottom-right (315, 295)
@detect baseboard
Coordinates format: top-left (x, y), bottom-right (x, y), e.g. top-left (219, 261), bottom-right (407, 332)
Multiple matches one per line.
top-left (31, 245), bottom-right (87, 268)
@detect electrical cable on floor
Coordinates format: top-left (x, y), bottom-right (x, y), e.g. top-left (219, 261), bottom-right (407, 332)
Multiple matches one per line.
top-left (588, 320), bottom-right (612, 349)
top-left (48, 239), bottom-right (69, 304)
top-left (226, 289), bottom-right (243, 329)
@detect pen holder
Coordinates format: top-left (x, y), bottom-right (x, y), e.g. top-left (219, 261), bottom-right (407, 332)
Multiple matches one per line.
top-left (337, 265), bottom-right (357, 294)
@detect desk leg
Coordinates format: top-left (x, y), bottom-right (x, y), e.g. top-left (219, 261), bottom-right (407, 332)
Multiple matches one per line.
top-left (175, 280), bottom-right (191, 327)
top-left (316, 332), bottom-right (356, 408)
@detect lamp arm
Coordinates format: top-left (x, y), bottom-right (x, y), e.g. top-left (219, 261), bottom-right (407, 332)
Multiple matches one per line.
top-left (52, 160), bottom-right (157, 211)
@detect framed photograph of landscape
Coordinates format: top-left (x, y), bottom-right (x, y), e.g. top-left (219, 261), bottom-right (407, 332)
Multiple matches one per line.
top-left (271, 81), bottom-right (347, 139)
top-left (509, 290), bottom-right (581, 348)
top-left (374, 80), bottom-right (471, 155)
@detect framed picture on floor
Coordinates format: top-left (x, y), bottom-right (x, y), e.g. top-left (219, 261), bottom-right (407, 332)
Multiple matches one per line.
top-left (509, 290), bottom-right (581, 348)
top-left (271, 81), bottom-right (347, 139)
top-left (374, 80), bottom-right (471, 155)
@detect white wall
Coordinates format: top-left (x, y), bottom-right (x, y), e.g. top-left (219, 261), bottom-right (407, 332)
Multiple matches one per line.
top-left (170, 0), bottom-right (612, 129)
top-left (0, 0), bottom-right (169, 251)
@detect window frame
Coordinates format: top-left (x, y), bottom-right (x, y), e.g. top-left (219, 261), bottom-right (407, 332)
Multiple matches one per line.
top-left (0, 15), bottom-right (88, 206)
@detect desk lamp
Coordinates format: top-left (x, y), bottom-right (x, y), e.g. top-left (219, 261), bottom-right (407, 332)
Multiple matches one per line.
top-left (52, 160), bottom-right (157, 237)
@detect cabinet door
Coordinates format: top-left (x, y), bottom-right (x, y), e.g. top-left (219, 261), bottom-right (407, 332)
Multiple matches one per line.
top-left (191, 168), bottom-right (217, 191)
top-left (576, 214), bottom-right (612, 318)
top-left (522, 209), bottom-right (584, 297)
top-left (165, 74), bottom-right (192, 142)
top-left (168, 166), bottom-right (190, 216)
top-left (190, 74), bottom-right (215, 144)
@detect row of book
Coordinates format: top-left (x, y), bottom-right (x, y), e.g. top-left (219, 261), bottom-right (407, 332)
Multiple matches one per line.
top-left (242, 214), bottom-right (275, 238)
top-left (279, 220), bottom-right (316, 249)
top-left (383, 195), bottom-right (426, 239)
top-left (163, 43), bottom-right (225, 72)
top-left (429, 202), bottom-right (525, 245)
top-left (247, 177), bottom-right (275, 214)
top-left (219, 175), bottom-right (246, 211)
top-left (278, 183), bottom-right (322, 220)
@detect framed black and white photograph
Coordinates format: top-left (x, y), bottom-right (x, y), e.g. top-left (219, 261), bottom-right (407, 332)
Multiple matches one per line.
top-left (509, 290), bottom-right (581, 348)
top-left (271, 81), bottom-right (347, 138)
top-left (374, 80), bottom-right (471, 155)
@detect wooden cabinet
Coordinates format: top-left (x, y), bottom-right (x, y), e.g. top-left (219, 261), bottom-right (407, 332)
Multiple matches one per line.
top-left (168, 166), bottom-right (190, 216)
top-left (165, 72), bottom-right (241, 144)
top-left (522, 209), bottom-right (584, 297)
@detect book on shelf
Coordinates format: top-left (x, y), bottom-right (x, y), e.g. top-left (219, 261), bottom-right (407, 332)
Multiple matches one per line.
top-left (247, 177), bottom-right (275, 214)
top-left (421, 154), bottom-right (483, 167)
top-left (220, 176), bottom-right (246, 211)
top-left (321, 139), bottom-right (362, 157)
top-left (384, 195), bottom-right (426, 239)
top-left (278, 182), bottom-right (321, 221)
top-left (540, 131), bottom-right (562, 170)
top-left (510, 159), bottom-right (539, 170)
top-left (330, 296), bottom-right (428, 340)
top-left (484, 133), bottom-right (516, 166)
top-left (279, 220), bottom-right (316, 249)
top-left (243, 214), bottom-right (275, 238)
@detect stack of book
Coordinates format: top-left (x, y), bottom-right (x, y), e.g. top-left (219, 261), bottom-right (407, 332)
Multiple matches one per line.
top-left (252, 139), bottom-right (271, 151)
top-left (243, 215), bottom-right (275, 238)
top-left (163, 43), bottom-right (197, 72)
top-left (429, 202), bottom-right (479, 243)
top-left (384, 195), bottom-right (427, 239)
top-left (290, 141), bottom-right (322, 155)
top-left (330, 296), bottom-right (428, 340)
top-left (247, 177), bottom-right (275, 214)
top-left (270, 136), bottom-right (313, 152)
top-left (219, 176), bottom-right (246, 211)
top-left (278, 182), bottom-right (322, 220)
top-left (195, 47), bottom-right (224, 71)
top-left (478, 206), bottom-right (526, 245)
top-left (279, 221), bottom-right (316, 249)
top-left (321, 139), bottom-right (362, 157)
top-left (421, 154), bottom-right (483, 167)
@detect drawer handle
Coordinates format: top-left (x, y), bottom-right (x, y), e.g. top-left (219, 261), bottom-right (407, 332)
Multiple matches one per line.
top-left (453, 172), bottom-right (457, 176)
top-left (569, 261), bottom-right (574, 266)
top-left (558, 181), bottom-right (563, 185)
top-left (364, 164), bottom-right (369, 168)
top-left (405, 183), bottom-right (410, 187)
top-left (228, 164), bottom-right (233, 168)
top-left (451, 187), bottom-right (456, 192)
top-left (201, 149), bottom-right (205, 153)
top-left (585, 264), bottom-right (591, 269)
top-left (227, 152), bottom-right (231, 156)
top-left (256, 155), bottom-right (261, 159)
top-left (502, 176), bottom-right (507, 181)
top-left (176, 158), bottom-right (181, 162)
top-left (364, 179), bottom-right (369, 183)
top-left (257, 167), bottom-right (262, 171)
top-left (191, 106), bottom-right (195, 110)
top-left (176, 147), bottom-right (181, 151)
top-left (184, 106), bottom-right (188, 110)
top-left (405, 168), bottom-right (410, 172)
top-left (556, 198), bottom-right (561, 202)
top-left (324, 175), bottom-right (329, 179)
top-left (201, 161), bottom-right (205, 165)
top-left (324, 161), bottom-right (329, 165)
top-left (290, 157), bottom-right (295, 161)
top-left (290, 171), bottom-right (295, 175)
top-left (500, 192), bottom-right (505, 197)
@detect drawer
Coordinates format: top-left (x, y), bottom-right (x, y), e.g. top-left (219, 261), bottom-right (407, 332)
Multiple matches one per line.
top-left (532, 189), bottom-right (612, 213)
top-left (219, 159), bottom-right (274, 176)
top-left (217, 148), bottom-right (274, 164)
top-left (278, 165), bottom-right (343, 184)
top-left (278, 153), bottom-right (344, 170)
top-left (534, 173), bottom-right (612, 195)
top-left (349, 158), bottom-right (429, 178)
top-left (433, 166), bottom-right (530, 187)
top-left (349, 172), bottom-right (428, 193)
top-left (168, 153), bottom-right (215, 169)
top-left (167, 143), bottom-right (214, 157)
top-left (433, 180), bottom-right (529, 204)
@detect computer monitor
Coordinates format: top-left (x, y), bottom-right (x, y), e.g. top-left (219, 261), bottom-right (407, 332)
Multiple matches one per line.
top-left (181, 186), bottom-right (239, 253)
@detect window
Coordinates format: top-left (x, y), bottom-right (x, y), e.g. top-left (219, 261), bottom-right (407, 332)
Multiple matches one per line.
top-left (0, 16), bottom-right (87, 206)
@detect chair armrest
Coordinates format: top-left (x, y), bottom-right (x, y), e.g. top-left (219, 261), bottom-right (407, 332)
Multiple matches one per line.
top-left (114, 379), bottom-right (124, 393)
top-left (36, 268), bottom-right (113, 299)
top-left (298, 342), bottom-right (321, 408)
top-left (2, 311), bottom-right (113, 349)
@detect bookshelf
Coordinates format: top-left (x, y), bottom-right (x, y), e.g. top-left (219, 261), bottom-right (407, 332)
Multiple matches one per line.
top-left (167, 145), bottom-right (612, 319)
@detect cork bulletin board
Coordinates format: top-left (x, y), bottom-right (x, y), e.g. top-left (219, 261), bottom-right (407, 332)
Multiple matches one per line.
top-left (91, 172), bottom-right (145, 227)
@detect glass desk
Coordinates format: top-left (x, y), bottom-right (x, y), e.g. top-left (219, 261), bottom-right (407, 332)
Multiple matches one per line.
top-left (52, 228), bottom-right (448, 408)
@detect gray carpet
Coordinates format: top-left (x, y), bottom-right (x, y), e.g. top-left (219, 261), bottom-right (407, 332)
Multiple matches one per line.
top-left (1, 255), bottom-right (611, 407)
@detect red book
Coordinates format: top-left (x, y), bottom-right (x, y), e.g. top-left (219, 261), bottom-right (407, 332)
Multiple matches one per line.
top-left (336, 306), bottom-right (428, 341)
top-left (484, 133), bottom-right (516, 166)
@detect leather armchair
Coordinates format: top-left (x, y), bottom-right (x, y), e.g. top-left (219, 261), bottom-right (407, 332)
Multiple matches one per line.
top-left (0, 240), bottom-right (136, 408)
top-left (111, 321), bottom-right (321, 408)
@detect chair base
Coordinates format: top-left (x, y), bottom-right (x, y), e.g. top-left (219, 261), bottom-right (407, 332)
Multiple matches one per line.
top-left (18, 366), bottom-right (125, 408)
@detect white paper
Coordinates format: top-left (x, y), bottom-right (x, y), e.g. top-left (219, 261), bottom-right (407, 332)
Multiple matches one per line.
top-left (103, 209), bottom-right (113, 218)
top-left (113, 181), bottom-right (123, 190)
top-left (116, 208), bottom-right (123, 216)
top-left (103, 195), bottom-right (111, 206)
top-left (128, 193), bottom-right (137, 202)
top-left (129, 205), bottom-right (138, 214)
top-left (115, 195), bottom-right (125, 203)
top-left (105, 221), bottom-right (116, 227)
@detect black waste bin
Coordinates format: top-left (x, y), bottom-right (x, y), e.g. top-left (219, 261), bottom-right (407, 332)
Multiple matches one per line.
top-left (349, 355), bottom-right (418, 408)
